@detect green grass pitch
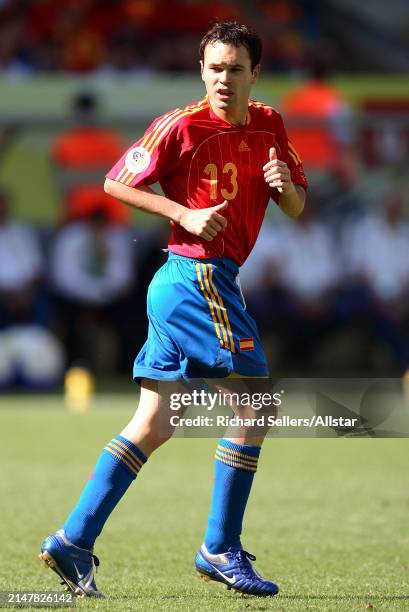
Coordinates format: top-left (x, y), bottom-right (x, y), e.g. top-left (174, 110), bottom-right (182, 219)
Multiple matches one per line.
top-left (0, 395), bottom-right (408, 611)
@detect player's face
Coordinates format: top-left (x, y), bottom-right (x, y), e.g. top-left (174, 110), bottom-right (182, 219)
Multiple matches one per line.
top-left (201, 42), bottom-right (260, 116)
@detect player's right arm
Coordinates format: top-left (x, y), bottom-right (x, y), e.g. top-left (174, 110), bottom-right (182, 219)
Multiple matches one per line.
top-left (104, 179), bottom-right (228, 243)
top-left (104, 109), bottom-right (227, 242)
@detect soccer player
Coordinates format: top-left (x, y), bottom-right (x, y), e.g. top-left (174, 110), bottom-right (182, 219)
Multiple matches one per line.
top-left (40, 21), bottom-right (307, 598)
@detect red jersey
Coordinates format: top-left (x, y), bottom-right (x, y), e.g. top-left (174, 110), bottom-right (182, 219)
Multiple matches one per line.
top-left (106, 97), bottom-right (307, 266)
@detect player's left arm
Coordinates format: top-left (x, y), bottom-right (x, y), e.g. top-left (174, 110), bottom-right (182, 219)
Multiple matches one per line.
top-left (263, 146), bottom-right (305, 218)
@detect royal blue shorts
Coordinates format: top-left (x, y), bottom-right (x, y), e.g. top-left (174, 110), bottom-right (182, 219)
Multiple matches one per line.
top-left (133, 252), bottom-right (269, 381)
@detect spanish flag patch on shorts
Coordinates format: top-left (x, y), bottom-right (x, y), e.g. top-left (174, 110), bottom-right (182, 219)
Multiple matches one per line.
top-left (239, 337), bottom-right (254, 351)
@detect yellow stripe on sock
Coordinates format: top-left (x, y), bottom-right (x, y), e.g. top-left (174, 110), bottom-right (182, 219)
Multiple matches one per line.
top-left (216, 448), bottom-right (259, 469)
top-left (217, 445), bottom-right (259, 464)
top-left (215, 452), bottom-right (257, 472)
top-left (104, 446), bottom-right (139, 476)
top-left (108, 439), bottom-right (144, 471)
top-left (110, 438), bottom-right (144, 468)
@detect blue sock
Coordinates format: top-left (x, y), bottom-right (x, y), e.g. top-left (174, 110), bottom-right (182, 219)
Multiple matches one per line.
top-left (204, 438), bottom-right (260, 554)
top-left (64, 435), bottom-right (146, 549)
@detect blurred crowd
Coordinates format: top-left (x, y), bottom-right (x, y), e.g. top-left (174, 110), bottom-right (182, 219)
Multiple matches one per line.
top-left (0, 0), bottom-right (356, 74)
top-left (0, 185), bottom-right (168, 388)
top-left (241, 189), bottom-right (409, 376)
top-left (1, 0), bottom-right (407, 75)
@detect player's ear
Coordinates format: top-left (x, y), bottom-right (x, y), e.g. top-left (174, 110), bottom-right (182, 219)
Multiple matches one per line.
top-left (251, 64), bottom-right (260, 84)
top-left (200, 60), bottom-right (204, 80)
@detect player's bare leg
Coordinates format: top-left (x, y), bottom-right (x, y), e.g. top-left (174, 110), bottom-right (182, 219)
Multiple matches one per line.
top-left (39, 377), bottom-right (179, 597)
top-left (120, 378), bottom-right (180, 456)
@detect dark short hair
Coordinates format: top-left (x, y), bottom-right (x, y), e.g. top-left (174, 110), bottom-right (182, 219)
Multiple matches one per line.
top-left (199, 21), bottom-right (262, 71)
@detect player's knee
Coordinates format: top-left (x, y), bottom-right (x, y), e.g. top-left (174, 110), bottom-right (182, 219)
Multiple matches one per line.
top-left (143, 419), bottom-right (173, 444)
top-left (121, 415), bottom-right (174, 454)
top-left (120, 379), bottom-right (178, 452)
top-left (144, 430), bottom-right (172, 453)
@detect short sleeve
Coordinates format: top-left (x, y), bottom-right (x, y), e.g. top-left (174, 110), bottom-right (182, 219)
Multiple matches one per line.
top-left (106, 111), bottom-right (181, 188)
top-left (276, 114), bottom-right (308, 190)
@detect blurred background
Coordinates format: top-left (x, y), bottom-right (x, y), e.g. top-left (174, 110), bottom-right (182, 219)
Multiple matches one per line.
top-left (0, 0), bottom-right (409, 393)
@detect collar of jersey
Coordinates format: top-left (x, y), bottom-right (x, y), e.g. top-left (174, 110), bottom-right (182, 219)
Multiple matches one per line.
top-left (205, 96), bottom-right (252, 128)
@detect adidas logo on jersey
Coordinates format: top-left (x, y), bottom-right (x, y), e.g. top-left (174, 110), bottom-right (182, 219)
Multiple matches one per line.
top-left (238, 140), bottom-right (250, 152)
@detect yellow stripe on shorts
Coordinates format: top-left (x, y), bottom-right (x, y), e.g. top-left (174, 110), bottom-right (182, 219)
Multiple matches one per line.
top-left (196, 263), bottom-right (224, 346)
top-left (206, 264), bottom-right (235, 352)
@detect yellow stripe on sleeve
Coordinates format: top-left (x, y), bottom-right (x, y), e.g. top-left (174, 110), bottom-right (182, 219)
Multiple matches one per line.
top-left (115, 167), bottom-right (131, 183)
top-left (288, 141), bottom-right (302, 164)
top-left (146, 100), bottom-right (209, 155)
top-left (143, 108), bottom-right (185, 152)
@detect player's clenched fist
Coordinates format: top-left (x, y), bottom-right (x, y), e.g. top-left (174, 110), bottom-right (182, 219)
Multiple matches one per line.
top-left (179, 200), bottom-right (228, 242)
top-left (263, 147), bottom-right (295, 195)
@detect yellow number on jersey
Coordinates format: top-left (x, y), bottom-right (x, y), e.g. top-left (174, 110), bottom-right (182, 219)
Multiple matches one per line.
top-left (204, 163), bottom-right (218, 200)
top-left (221, 162), bottom-right (238, 200)
top-left (204, 162), bottom-right (238, 201)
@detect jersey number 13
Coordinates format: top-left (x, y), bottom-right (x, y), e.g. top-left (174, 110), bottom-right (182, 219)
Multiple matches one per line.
top-left (204, 162), bottom-right (238, 201)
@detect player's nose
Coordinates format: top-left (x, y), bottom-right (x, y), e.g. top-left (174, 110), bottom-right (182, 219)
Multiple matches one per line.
top-left (218, 71), bottom-right (230, 84)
